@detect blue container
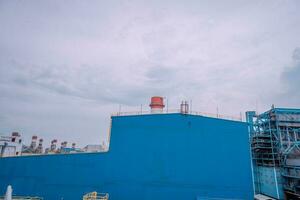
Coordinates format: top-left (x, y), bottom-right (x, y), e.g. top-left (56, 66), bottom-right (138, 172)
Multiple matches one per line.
top-left (0, 113), bottom-right (253, 199)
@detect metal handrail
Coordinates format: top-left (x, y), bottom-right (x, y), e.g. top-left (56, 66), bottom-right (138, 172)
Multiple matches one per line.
top-left (111, 109), bottom-right (243, 122)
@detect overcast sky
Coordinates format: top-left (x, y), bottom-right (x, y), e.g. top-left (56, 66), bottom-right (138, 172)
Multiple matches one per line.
top-left (0, 0), bottom-right (300, 147)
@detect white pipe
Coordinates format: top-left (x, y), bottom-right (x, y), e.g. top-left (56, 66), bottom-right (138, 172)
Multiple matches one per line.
top-left (248, 124), bottom-right (256, 195)
top-left (4, 185), bottom-right (12, 200)
top-left (273, 167), bottom-right (280, 199)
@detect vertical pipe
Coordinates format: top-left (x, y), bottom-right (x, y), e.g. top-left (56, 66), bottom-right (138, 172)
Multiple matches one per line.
top-left (287, 127), bottom-right (291, 149)
top-left (270, 112), bottom-right (280, 199)
top-left (246, 111), bottom-right (257, 195)
top-left (166, 98), bottom-right (168, 113)
top-left (118, 105), bottom-right (121, 115)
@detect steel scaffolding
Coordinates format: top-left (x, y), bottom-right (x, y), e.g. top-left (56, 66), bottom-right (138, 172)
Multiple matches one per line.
top-left (247, 107), bottom-right (300, 199)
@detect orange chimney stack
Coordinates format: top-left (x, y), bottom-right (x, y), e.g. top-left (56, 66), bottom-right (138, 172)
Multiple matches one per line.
top-left (149, 96), bottom-right (165, 113)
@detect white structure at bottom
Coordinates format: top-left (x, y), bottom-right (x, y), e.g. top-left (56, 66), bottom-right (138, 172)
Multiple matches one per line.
top-left (4, 185), bottom-right (12, 200)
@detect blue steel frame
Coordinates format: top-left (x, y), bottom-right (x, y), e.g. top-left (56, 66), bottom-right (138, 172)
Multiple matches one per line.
top-left (247, 107), bottom-right (300, 199)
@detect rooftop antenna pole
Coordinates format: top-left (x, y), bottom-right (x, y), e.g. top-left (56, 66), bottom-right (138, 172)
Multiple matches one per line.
top-left (118, 104), bottom-right (121, 115)
top-left (166, 97), bottom-right (168, 113)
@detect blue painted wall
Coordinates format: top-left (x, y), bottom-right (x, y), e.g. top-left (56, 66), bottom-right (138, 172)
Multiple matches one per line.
top-left (0, 114), bottom-right (253, 199)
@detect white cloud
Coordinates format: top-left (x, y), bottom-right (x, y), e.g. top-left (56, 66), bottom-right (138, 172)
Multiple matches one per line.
top-left (280, 47), bottom-right (300, 104)
top-left (0, 0), bottom-right (300, 146)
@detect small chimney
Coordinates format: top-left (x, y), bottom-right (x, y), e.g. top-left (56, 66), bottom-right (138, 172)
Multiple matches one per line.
top-left (36, 138), bottom-right (44, 154)
top-left (30, 135), bottom-right (38, 150)
top-left (50, 139), bottom-right (57, 152)
top-left (149, 96), bottom-right (165, 113)
top-left (11, 132), bottom-right (20, 142)
top-left (61, 141), bottom-right (67, 148)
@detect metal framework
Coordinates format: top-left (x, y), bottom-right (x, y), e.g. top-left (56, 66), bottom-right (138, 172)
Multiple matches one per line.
top-left (247, 107), bottom-right (300, 198)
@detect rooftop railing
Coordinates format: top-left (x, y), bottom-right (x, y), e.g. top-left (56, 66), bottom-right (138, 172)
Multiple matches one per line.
top-left (112, 109), bottom-right (243, 122)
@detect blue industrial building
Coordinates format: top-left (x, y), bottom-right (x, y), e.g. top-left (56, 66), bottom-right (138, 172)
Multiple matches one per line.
top-left (0, 113), bottom-right (253, 199)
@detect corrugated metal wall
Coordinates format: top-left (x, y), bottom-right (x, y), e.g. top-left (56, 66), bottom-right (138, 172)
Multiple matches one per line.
top-left (0, 113), bottom-right (253, 199)
top-left (254, 166), bottom-right (284, 199)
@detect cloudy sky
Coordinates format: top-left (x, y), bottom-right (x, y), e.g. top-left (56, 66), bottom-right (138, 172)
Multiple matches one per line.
top-left (0, 0), bottom-right (300, 147)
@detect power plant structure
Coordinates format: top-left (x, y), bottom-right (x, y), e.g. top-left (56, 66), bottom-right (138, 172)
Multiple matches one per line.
top-left (0, 96), bottom-right (299, 199)
top-left (247, 107), bottom-right (300, 199)
top-left (0, 134), bottom-right (106, 157)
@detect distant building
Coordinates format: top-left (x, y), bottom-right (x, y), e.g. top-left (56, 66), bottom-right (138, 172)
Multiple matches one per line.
top-left (0, 132), bottom-right (22, 157)
top-left (22, 135), bottom-right (44, 155)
